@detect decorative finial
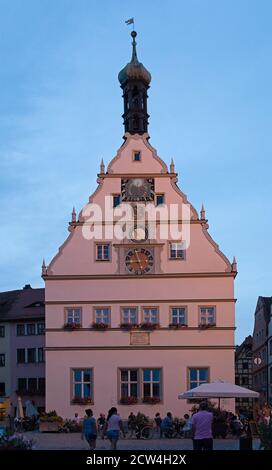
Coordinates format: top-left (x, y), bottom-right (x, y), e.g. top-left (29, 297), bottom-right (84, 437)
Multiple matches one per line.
top-left (232, 256), bottom-right (237, 272)
top-left (200, 204), bottom-right (206, 220)
top-left (170, 159), bottom-right (175, 173)
top-left (42, 259), bottom-right (47, 276)
top-left (131, 30), bottom-right (138, 62)
top-left (72, 207), bottom-right (76, 223)
top-left (100, 159), bottom-right (105, 174)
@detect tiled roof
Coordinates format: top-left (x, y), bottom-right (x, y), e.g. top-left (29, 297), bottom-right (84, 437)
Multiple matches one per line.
top-left (0, 286), bottom-right (45, 321)
top-left (257, 296), bottom-right (272, 325)
top-left (235, 335), bottom-right (253, 357)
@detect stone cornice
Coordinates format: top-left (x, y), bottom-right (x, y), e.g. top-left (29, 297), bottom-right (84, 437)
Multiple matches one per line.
top-left (45, 345), bottom-right (235, 351)
top-left (43, 272), bottom-right (237, 281)
top-left (45, 298), bottom-right (236, 305)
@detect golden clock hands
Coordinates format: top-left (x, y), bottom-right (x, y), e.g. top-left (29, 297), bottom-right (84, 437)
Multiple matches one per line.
top-left (135, 251), bottom-right (143, 270)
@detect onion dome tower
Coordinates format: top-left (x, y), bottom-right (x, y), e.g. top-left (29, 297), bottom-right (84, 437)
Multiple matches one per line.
top-left (118, 31), bottom-right (151, 137)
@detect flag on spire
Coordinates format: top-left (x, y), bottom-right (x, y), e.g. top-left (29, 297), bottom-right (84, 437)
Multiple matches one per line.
top-left (125, 18), bottom-right (134, 26)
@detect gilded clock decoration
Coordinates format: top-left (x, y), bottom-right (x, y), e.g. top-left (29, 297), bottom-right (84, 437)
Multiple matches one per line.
top-left (125, 248), bottom-right (154, 275)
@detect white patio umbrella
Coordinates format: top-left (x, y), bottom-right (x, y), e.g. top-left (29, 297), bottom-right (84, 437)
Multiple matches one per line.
top-left (178, 380), bottom-right (259, 409)
top-left (16, 396), bottom-right (24, 419)
top-left (25, 400), bottom-right (39, 417)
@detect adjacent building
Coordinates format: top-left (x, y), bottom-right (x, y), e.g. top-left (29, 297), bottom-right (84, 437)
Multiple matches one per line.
top-left (44, 31), bottom-right (237, 418)
top-left (0, 285), bottom-right (45, 415)
top-left (252, 296), bottom-right (272, 405)
top-left (235, 335), bottom-right (253, 415)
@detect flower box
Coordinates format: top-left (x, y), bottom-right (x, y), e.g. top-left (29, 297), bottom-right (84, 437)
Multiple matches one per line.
top-left (142, 396), bottom-right (161, 404)
top-left (71, 396), bottom-right (92, 405)
top-left (119, 396), bottom-right (138, 405)
top-left (63, 323), bottom-right (81, 330)
top-left (92, 322), bottom-right (109, 330)
top-left (169, 323), bottom-right (188, 329)
top-left (140, 322), bottom-right (159, 330)
top-left (39, 421), bottom-right (60, 433)
top-left (199, 323), bottom-right (216, 329)
top-left (120, 323), bottom-right (139, 330)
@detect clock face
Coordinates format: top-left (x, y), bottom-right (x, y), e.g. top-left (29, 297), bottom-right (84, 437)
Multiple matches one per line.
top-left (125, 248), bottom-right (154, 275)
top-left (121, 178), bottom-right (154, 201)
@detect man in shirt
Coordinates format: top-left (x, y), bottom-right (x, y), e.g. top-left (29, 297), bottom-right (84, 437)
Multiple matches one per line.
top-left (191, 401), bottom-right (213, 450)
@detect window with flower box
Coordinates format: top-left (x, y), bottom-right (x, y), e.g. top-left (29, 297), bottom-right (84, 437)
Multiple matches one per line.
top-left (120, 369), bottom-right (139, 403)
top-left (65, 308), bottom-right (82, 327)
top-left (121, 308), bottom-right (138, 326)
top-left (94, 308), bottom-right (111, 325)
top-left (72, 369), bottom-right (93, 404)
top-left (142, 308), bottom-right (159, 325)
top-left (170, 307), bottom-right (187, 326)
top-left (199, 307), bottom-right (216, 326)
top-left (142, 369), bottom-right (162, 402)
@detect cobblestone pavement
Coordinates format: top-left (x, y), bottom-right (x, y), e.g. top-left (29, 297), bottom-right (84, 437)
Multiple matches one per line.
top-left (24, 432), bottom-right (260, 451)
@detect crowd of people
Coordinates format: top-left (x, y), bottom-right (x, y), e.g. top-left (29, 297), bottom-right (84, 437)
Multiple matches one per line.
top-left (71, 402), bottom-right (271, 451)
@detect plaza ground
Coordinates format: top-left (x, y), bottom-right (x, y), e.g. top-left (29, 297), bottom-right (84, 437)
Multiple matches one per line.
top-left (24, 432), bottom-right (260, 450)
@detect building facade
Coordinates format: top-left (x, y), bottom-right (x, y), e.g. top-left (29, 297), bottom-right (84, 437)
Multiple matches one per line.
top-left (235, 335), bottom-right (253, 415)
top-left (268, 305), bottom-right (272, 404)
top-left (252, 296), bottom-right (272, 405)
top-left (0, 285), bottom-right (45, 415)
top-left (44, 31), bottom-right (237, 418)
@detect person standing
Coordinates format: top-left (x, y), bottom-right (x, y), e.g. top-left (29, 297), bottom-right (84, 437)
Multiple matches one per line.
top-left (154, 412), bottom-right (162, 438)
top-left (128, 412), bottom-right (137, 438)
top-left (161, 412), bottom-right (174, 438)
top-left (81, 409), bottom-right (97, 450)
top-left (191, 401), bottom-right (213, 450)
top-left (104, 407), bottom-right (126, 450)
top-left (97, 413), bottom-right (106, 438)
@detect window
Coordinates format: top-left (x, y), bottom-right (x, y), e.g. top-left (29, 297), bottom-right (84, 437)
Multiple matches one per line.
top-left (199, 307), bottom-right (216, 325)
top-left (133, 151), bottom-right (141, 161)
top-left (0, 326), bottom-right (5, 337)
top-left (26, 323), bottom-right (36, 336)
top-left (0, 382), bottom-right (5, 397)
top-left (66, 308), bottom-right (81, 325)
top-left (94, 308), bottom-right (111, 325)
top-left (143, 308), bottom-right (159, 324)
top-left (28, 378), bottom-right (37, 392)
top-left (235, 376), bottom-right (240, 385)
top-left (269, 339), bottom-right (272, 356)
top-left (17, 324), bottom-right (25, 336)
top-left (143, 369), bottom-right (161, 399)
top-left (37, 323), bottom-right (45, 335)
top-left (113, 195), bottom-right (121, 208)
top-left (169, 242), bottom-right (185, 259)
top-left (270, 367), bottom-right (272, 384)
top-left (171, 307), bottom-right (186, 325)
top-left (120, 369), bottom-right (138, 398)
top-left (38, 348), bottom-right (44, 363)
top-left (0, 354), bottom-right (5, 367)
top-left (18, 378), bottom-right (27, 391)
top-left (189, 368), bottom-right (209, 389)
top-left (38, 378), bottom-right (46, 392)
top-left (242, 362), bottom-right (249, 370)
top-left (27, 348), bottom-right (36, 363)
top-left (72, 369), bottom-right (93, 401)
top-left (156, 194), bottom-right (165, 206)
top-left (17, 349), bottom-right (26, 364)
top-left (121, 308), bottom-right (138, 324)
top-left (241, 377), bottom-right (249, 386)
top-left (96, 244), bottom-right (110, 261)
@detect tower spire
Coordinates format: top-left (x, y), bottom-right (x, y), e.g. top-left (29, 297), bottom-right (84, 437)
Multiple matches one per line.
top-left (118, 31), bottom-right (151, 138)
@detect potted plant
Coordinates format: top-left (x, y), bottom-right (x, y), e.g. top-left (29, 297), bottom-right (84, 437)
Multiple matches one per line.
top-left (199, 323), bottom-right (216, 329)
top-left (71, 396), bottom-right (92, 405)
top-left (142, 396), bottom-right (161, 404)
top-left (92, 322), bottom-right (109, 330)
top-left (119, 396), bottom-right (138, 405)
top-left (140, 322), bottom-right (159, 330)
top-left (120, 323), bottom-right (139, 330)
top-left (39, 410), bottom-right (63, 432)
top-left (63, 322), bottom-right (81, 330)
top-left (0, 433), bottom-right (35, 450)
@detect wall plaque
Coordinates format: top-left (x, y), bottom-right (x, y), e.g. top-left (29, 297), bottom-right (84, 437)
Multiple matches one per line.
top-left (130, 331), bottom-right (150, 345)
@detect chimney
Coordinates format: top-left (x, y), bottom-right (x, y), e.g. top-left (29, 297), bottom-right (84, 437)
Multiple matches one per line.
top-left (23, 284), bottom-right (32, 290)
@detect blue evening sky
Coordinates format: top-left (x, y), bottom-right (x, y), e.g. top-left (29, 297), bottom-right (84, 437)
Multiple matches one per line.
top-left (0, 0), bottom-right (271, 344)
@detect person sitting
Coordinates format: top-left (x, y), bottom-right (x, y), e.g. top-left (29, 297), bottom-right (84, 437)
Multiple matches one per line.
top-left (128, 412), bottom-right (137, 438)
top-left (154, 412), bottom-right (162, 438)
top-left (161, 412), bottom-right (174, 438)
top-left (180, 413), bottom-right (192, 437)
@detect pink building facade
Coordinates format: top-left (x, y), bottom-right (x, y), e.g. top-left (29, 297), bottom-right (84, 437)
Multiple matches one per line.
top-left (44, 32), bottom-right (236, 418)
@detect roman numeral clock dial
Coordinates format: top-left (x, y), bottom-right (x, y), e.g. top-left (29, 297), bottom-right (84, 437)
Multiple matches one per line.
top-left (125, 248), bottom-right (154, 275)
